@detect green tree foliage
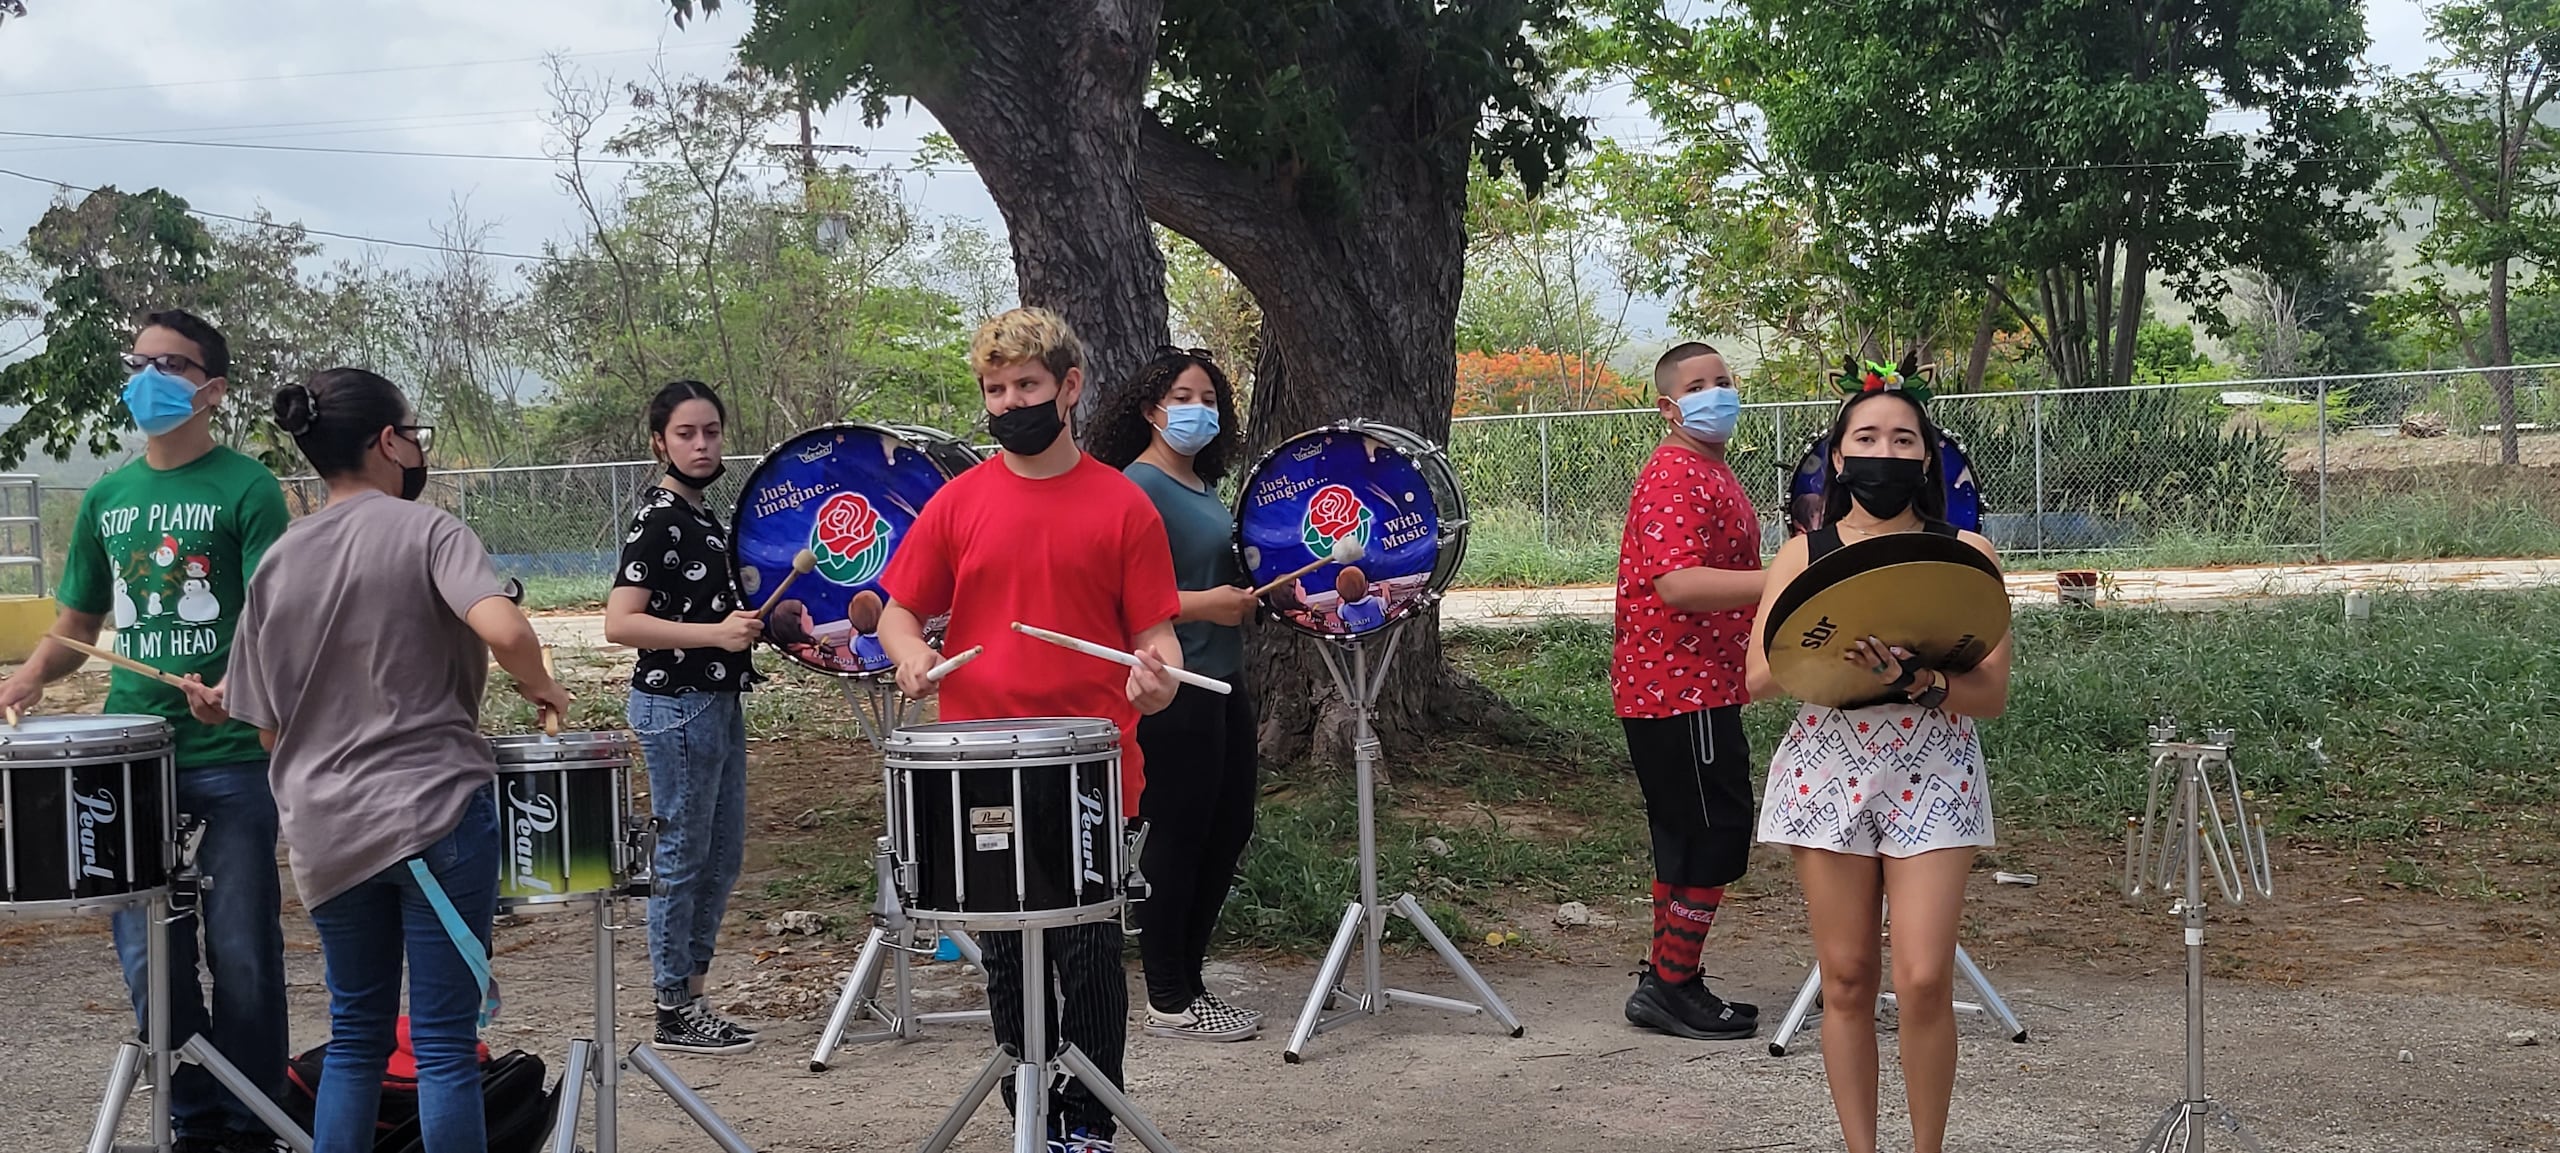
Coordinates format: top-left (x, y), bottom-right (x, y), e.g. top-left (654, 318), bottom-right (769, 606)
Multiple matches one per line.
top-left (1585, 0), bottom-right (2384, 391)
top-left (2376, 0), bottom-right (2560, 463)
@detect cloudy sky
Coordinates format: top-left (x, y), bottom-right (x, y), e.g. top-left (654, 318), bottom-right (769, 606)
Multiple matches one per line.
top-left (0, 0), bottom-right (2441, 277)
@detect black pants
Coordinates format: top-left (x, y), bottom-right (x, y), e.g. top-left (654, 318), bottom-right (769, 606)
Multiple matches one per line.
top-left (980, 921), bottom-right (1127, 1137)
top-left (1622, 705), bottom-right (1756, 888)
top-left (1133, 680), bottom-right (1259, 1013)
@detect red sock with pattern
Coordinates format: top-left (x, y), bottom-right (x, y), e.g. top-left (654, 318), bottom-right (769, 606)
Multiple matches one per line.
top-left (1651, 885), bottom-right (1724, 983)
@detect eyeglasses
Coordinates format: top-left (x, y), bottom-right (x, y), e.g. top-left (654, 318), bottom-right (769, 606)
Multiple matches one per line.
top-left (119, 352), bottom-right (206, 377)
top-left (394, 424), bottom-right (436, 455)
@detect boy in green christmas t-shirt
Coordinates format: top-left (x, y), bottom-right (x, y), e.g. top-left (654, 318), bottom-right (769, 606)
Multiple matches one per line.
top-left (0, 309), bottom-right (292, 1152)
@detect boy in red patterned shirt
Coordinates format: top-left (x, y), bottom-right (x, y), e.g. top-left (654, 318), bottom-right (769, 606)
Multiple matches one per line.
top-left (1613, 342), bottom-right (1767, 1041)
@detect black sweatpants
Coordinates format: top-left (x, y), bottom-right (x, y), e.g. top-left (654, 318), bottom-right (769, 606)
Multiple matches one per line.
top-left (1133, 680), bottom-right (1259, 1013)
top-left (980, 921), bottom-right (1128, 1137)
top-left (1621, 704), bottom-right (1756, 889)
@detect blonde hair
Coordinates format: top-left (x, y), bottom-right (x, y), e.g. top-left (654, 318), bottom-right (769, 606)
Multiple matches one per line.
top-left (969, 307), bottom-right (1084, 385)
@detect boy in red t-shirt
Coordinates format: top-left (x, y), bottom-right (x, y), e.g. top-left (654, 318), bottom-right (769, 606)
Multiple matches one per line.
top-left (881, 307), bottom-right (1183, 1153)
top-left (1612, 341), bottom-right (1767, 1042)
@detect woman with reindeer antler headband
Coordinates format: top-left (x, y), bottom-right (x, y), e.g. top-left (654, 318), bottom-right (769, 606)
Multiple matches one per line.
top-left (1744, 349), bottom-right (2015, 1153)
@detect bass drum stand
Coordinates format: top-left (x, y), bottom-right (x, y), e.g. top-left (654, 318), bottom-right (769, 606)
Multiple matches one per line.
top-left (87, 820), bottom-right (315, 1153)
top-left (1283, 617), bottom-right (1524, 1063)
top-left (547, 817), bottom-right (757, 1152)
top-left (809, 679), bottom-right (993, 1071)
top-left (2125, 722), bottom-right (2273, 1153)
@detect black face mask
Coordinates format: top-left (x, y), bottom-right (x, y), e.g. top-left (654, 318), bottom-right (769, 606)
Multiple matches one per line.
top-left (988, 398), bottom-right (1066, 456)
top-left (399, 464), bottom-right (428, 502)
top-left (666, 460), bottom-right (726, 489)
top-left (1836, 455), bottom-right (1928, 520)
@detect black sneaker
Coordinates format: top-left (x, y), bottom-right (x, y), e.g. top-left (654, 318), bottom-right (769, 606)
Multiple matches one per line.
top-left (1624, 969), bottom-right (1756, 1040)
top-left (213, 1135), bottom-right (285, 1153)
top-left (653, 1001), bottom-right (756, 1055)
top-left (1694, 975), bottom-right (1759, 1021)
top-left (692, 994), bottom-right (762, 1038)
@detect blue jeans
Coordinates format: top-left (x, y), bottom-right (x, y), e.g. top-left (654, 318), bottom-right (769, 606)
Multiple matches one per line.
top-left (305, 785), bottom-right (498, 1153)
top-left (111, 761), bottom-right (288, 1140)
top-left (629, 690), bottom-right (747, 1006)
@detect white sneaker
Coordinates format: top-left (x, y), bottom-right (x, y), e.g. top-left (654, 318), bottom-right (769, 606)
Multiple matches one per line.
top-left (1143, 994), bottom-right (1258, 1042)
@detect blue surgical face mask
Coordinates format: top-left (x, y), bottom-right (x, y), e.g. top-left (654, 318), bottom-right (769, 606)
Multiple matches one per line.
top-left (1159, 403), bottom-right (1219, 456)
top-left (121, 366), bottom-right (204, 437)
top-left (1675, 386), bottom-right (1740, 442)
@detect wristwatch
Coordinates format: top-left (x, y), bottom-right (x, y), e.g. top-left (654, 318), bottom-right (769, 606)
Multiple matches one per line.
top-left (1912, 670), bottom-right (1950, 711)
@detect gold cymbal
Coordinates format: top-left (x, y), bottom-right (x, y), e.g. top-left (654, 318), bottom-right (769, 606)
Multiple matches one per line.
top-left (1763, 533), bottom-right (2010, 709)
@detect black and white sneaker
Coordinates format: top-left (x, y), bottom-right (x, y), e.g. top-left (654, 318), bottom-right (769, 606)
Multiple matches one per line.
top-left (1142, 994), bottom-right (1259, 1042)
top-left (653, 1000), bottom-right (757, 1054)
top-left (1195, 990), bottom-right (1263, 1027)
top-left (693, 995), bottom-right (761, 1038)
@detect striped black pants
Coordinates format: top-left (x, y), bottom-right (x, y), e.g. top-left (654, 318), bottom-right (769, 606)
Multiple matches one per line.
top-left (979, 921), bottom-right (1127, 1137)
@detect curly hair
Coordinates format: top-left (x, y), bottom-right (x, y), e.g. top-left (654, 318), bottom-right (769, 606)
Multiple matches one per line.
top-left (1087, 349), bottom-right (1242, 482)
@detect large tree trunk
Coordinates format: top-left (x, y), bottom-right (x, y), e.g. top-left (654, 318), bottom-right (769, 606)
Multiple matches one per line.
top-left (2109, 228), bottom-right (2153, 388)
top-left (1138, 111), bottom-right (1514, 767)
top-left (896, 1), bottom-right (1171, 414)
top-left (2488, 259), bottom-right (2521, 465)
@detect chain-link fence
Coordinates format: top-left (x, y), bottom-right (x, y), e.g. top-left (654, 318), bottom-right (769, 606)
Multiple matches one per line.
top-left (27, 363), bottom-right (2558, 599)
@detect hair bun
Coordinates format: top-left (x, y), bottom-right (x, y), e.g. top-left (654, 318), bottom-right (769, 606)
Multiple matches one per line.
top-left (272, 384), bottom-right (317, 436)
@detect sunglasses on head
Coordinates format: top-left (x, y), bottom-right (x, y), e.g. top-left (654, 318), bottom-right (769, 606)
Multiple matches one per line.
top-left (1159, 345), bottom-right (1215, 363)
top-left (120, 352), bottom-right (206, 377)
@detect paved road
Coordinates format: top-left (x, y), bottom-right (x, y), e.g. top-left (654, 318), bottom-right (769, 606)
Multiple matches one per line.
top-left (69, 557), bottom-right (2560, 669)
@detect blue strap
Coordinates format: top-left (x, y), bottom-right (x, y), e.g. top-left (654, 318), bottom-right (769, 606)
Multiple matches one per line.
top-left (407, 859), bottom-right (502, 1029)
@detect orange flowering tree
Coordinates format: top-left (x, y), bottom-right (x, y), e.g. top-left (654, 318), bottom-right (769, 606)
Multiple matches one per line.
top-left (1454, 347), bottom-right (1643, 416)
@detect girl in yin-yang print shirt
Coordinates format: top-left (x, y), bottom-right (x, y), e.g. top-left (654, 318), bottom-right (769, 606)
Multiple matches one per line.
top-left (601, 380), bottom-right (769, 1055)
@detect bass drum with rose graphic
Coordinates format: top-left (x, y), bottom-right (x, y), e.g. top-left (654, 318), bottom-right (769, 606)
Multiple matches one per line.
top-left (1234, 421), bottom-right (1469, 641)
top-left (731, 422), bottom-right (983, 678)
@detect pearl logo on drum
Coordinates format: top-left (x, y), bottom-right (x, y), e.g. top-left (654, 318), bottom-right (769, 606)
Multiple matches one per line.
top-left (74, 787), bottom-right (121, 880)
top-left (507, 781), bottom-right (561, 894)
top-left (1076, 788), bottom-right (1109, 888)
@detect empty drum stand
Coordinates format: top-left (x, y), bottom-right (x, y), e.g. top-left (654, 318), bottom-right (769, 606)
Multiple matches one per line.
top-left (1284, 619), bottom-right (1523, 1062)
top-left (808, 680), bottom-right (993, 1072)
top-left (1763, 901), bottom-right (2029, 1057)
top-left (2125, 723), bottom-right (2274, 1153)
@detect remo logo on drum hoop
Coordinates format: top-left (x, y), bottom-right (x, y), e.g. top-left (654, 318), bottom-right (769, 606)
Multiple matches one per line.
top-left (1236, 422), bottom-right (1468, 641)
top-left (731, 423), bottom-right (980, 678)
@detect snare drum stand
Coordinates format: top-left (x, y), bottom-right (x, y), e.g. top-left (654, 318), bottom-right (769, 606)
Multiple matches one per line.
top-left (2125, 723), bottom-right (2275, 1153)
top-left (87, 821), bottom-right (316, 1153)
top-left (548, 822), bottom-right (757, 1152)
top-left (1284, 618), bottom-right (1524, 1063)
top-left (809, 680), bottom-right (993, 1072)
top-left (1763, 899), bottom-right (2029, 1057)
top-left (916, 911), bottom-right (1181, 1153)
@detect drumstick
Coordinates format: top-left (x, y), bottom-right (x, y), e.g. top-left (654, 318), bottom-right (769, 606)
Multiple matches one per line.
top-left (49, 636), bottom-right (191, 689)
top-left (1251, 537), bottom-right (1365, 599)
top-left (1009, 622), bottom-right (1233, 695)
top-left (924, 645), bottom-right (981, 683)
top-left (538, 646), bottom-right (562, 738)
top-left (756, 550), bottom-right (818, 620)
top-left (4, 705), bottom-right (16, 729)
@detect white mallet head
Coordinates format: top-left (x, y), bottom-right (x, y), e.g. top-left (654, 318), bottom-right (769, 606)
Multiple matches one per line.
top-left (1330, 537), bottom-right (1364, 565)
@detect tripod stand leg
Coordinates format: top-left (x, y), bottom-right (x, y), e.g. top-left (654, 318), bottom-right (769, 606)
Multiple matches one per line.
top-left (1768, 963), bottom-right (1825, 1057)
top-left (1388, 894), bottom-right (1523, 1035)
top-left (1284, 901), bottom-right (1365, 1063)
top-left (945, 927), bottom-right (986, 967)
top-left (84, 1041), bottom-right (145, 1153)
top-left (812, 926), bottom-right (895, 1069)
top-left (549, 1040), bottom-right (593, 1153)
top-left (1010, 1064), bottom-right (1046, 1153)
top-left (1058, 1043), bottom-right (1180, 1153)
top-left (177, 1036), bottom-right (313, 1152)
top-left (913, 1048), bottom-right (1011, 1153)
top-left (624, 1045), bottom-right (757, 1153)
top-left (1951, 946), bottom-right (2028, 1042)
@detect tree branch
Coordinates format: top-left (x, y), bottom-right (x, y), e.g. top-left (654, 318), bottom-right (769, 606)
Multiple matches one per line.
top-left (1134, 113), bottom-right (1324, 299)
top-left (2412, 104), bottom-right (2499, 219)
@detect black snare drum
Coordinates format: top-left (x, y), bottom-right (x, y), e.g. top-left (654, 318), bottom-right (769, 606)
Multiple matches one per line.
top-left (883, 719), bottom-right (1125, 929)
top-left (489, 731), bottom-right (636, 910)
top-left (0, 715), bottom-right (175, 916)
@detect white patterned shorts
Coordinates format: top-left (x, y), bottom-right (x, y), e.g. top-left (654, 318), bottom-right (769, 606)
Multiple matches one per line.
top-left (1756, 703), bottom-right (1994, 858)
